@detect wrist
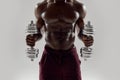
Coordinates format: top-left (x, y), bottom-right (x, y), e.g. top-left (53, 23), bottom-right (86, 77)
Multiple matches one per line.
top-left (33, 33), bottom-right (42, 41)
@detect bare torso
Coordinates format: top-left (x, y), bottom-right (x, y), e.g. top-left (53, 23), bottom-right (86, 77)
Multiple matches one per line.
top-left (41, 2), bottom-right (79, 50)
top-left (26, 0), bottom-right (93, 52)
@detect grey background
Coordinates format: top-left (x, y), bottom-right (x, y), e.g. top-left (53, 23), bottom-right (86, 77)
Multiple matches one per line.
top-left (0, 0), bottom-right (120, 80)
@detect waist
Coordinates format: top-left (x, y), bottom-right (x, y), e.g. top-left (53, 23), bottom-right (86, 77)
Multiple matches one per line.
top-left (44, 44), bottom-right (76, 54)
top-left (45, 32), bottom-right (75, 50)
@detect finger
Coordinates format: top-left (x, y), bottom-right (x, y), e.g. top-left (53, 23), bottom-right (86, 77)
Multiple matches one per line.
top-left (26, 42), bottom-right (35, 47)
top-left (86, 40), bottom-right (93, 44)
top-left (85, 42), bottom-right (93, 47)
top-left (26, 37), bottom-right (34, 39)
top-left (26, 35), bottom-right (35, 39)
top-left (26, 41), bottom-right (35, 44)
top-left (85, 39), bottom-right (94, 43)
top-left (26, 37), bottom-right (35, 41)
top-left (83, 37), bottom-right (93, 41)
top-left (28, 36), bottom-right (35, 39)
top-left (84, 41), bottom-right (93, 46)
top-left (83, 40), bottom-right (93, 44)
top-left (26, 39), bottom-right (35, 44)
top-left (27, 42), bottom-right (35, 47)
top-left (86, 41), bottom-right (93, 44)
top-left (84, 36), bottom-right (93, 41)
top-left (85, 44), bottom-right (91, 47)
top-left (26, 39), bottom-right (35, 43)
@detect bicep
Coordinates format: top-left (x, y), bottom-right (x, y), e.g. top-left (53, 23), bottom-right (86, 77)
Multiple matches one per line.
top-left (81, 4), bottom-right (86, 19)
top-left (35, 5), bottom-right (39, 19)
top-left (34, 4), bottom-right (45, 32)
top-left (75, 2), bottom-right (86, 29)
top-left (35, 4), bottom-right (42, 19)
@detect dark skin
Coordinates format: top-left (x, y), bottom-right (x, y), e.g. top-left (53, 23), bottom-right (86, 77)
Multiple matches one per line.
top-left (26, 0), bottom-right (93, 50)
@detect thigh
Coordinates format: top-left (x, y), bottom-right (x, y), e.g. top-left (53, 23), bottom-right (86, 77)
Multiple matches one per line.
top-left (39, 51), bottom-right (62, 80)
top-left (62, 53), bottom-right (81, 80)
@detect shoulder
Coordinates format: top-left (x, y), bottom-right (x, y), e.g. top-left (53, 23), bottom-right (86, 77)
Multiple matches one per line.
top-left (36, 1), bottom-right (47, 10)
top-left (35, 1), bottom-right (47, 18)
top-left (73, 1), bottom-right (86, 18)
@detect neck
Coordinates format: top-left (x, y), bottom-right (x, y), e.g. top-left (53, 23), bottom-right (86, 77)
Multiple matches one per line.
top-left (55, 0), bottom-right (65, 2)
top-left (47, 0), bottom-right (73, 3)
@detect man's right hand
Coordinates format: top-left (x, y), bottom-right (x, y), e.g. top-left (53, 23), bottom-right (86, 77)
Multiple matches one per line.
top-left (26, 35), bottom-right (36, 47)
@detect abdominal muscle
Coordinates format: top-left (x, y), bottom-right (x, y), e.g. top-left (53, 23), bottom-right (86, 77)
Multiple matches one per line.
top-left (45, 25), bottom-right (75, 50)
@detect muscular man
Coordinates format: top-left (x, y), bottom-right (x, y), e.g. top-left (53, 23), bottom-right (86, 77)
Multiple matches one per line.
top-left (26, 0), bottom-right (93, 80)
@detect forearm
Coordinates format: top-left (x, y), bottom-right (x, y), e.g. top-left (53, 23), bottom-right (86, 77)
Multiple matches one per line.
top-left (34, 18), bottom-right (44, 42)
top-left (33, 33), bottom-right (43, 42)
top-left (77, 27), bottom-right (85, 40)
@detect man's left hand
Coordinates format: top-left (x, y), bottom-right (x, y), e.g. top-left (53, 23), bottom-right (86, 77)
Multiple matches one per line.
top-left (81, 35), bottom-right (94, 47)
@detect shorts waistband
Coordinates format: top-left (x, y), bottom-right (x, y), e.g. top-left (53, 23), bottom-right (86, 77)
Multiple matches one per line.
top-left (44, 45), bottom-right (76, 54)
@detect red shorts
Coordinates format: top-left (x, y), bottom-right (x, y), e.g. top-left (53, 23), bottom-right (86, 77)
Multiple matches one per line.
top-left (39, 45), bottom-right (82, 80)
